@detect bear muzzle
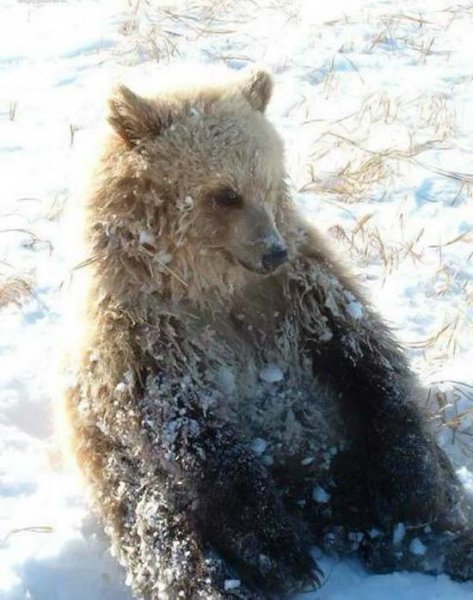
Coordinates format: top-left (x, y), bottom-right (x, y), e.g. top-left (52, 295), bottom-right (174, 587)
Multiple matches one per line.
top-left (262, 244), bottom-right (289, 272)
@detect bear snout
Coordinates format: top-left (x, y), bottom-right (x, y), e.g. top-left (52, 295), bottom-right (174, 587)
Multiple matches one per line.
top-left (262, 244), bottom-right (289, 272)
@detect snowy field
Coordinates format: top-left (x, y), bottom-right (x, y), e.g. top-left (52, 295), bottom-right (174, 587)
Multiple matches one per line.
top-left (1, 0), bottom-right (473, 598)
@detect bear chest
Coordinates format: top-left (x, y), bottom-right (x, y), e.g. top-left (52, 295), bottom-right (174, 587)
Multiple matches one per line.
top-left (185, 315), bottom-right (344, 470)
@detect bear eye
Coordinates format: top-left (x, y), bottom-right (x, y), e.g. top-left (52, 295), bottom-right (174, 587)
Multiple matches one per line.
top-left (212, 187), bottom-right (243, 208)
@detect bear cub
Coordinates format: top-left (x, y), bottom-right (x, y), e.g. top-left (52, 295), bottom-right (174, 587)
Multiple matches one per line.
top-left (61, 67), bottom-right (473, 599)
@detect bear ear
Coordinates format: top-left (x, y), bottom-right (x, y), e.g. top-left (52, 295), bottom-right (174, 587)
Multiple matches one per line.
top-left (108, 85), bottom-right (165, 147)
top-left (239, 69), bottom-right (273, 113)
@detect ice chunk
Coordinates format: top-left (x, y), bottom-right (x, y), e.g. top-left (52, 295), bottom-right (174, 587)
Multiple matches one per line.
top-left (177, 195), bottom-right (194, 211)
top-left (320, 329), bottom-right (333, 341)
top-left (368, 528), bottom-right (382, 539)
top-left (224, 580), bottom-right (241, 591)
top-left (393, 522), bottom-right (406, 545)
top-left (457, 466), bottom-right (473, 496)
top-left (259, 364), bottom-right (284, 383)
top-left (346, 300), bottom-right (364, 320)
top-left (139, 230), bottom-right (155, 245)
top-left (251, 438), bottom-right (267, 455)
top-left (217, 366), bottom-right (236, 394)
top-left (312, 486), bottom-right (331, 503)
top-left (409, 537), bottom-right (427, 556)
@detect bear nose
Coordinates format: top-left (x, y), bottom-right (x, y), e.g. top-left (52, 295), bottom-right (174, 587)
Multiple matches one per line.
top-left (262, 245), bottom-right (288, 272)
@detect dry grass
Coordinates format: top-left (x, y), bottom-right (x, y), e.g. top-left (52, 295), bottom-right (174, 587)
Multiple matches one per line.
top-left (300, 97), bottom-right (457, 204)
top-left (427, 381), bottom-right (473, 460)
top-left (46, 191), bottom-right (69, 221)
top-left (301, 144), bottom-right (391, 202)
top-left (408, 318), bottom-right (464, 358)
top-left (327, 210), bottom-right (426, 280)
top-left (69, 123), bottom-right (79, 148)
top-left (0, 228), bottom-right (52, 253)
top-left (9, 101), bottom-right (18, 121)
top-left (119, 0), bottom-right (249, 62)
top-left (0, 274), bottom-right (35, 309)
top-left (0, 526), bottom-right (53, 548)
top-left (0, 219), bottom-right (49, 311)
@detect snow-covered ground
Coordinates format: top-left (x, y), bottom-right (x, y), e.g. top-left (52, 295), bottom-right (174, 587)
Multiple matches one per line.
top-left (1, 0), bottom-right (473, 598)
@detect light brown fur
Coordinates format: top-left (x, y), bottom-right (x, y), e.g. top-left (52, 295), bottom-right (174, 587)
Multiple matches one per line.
top-left (59, 67), bottom-right (473, 599)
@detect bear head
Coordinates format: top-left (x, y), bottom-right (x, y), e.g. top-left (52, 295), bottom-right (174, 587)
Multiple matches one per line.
top-left (106, 68), bottom-right (291, 290)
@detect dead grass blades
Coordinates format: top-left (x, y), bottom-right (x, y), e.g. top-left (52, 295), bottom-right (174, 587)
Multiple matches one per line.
top-left (427, 380), bottom-right (473, 460)
top-left (0, 274), bottom-right (35, 309)
top-left (0, 526), bottom-right (53, 549)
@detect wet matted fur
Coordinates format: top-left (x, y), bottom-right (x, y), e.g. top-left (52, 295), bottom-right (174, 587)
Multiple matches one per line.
top-left (59, 67), bottom-right (473, 599)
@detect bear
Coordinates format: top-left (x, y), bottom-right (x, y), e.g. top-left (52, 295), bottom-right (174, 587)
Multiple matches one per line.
top-left (59, 66), bottom-right (473, 599)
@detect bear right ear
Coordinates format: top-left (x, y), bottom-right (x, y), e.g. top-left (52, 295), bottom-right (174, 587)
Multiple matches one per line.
top-left (108, 85), bottom-right (165, 147)
top-left (239, 69), bottom-right (273, 113)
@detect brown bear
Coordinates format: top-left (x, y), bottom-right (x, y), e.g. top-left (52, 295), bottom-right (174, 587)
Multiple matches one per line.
top-left (60, 67), bottom-right (473, 599)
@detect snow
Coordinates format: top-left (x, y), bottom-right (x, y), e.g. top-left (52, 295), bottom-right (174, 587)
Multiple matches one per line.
top-left (392, 523), bottom-right (406, 545)
top-left (409, 538), bottom-right (427, 557)
top-left (259, 364), bottom-right (285, 383)
top-left (294, 556), bottom-right (472, 600)
top-left (176, 195), bottom-right (195, 211)
top-left (346, 300), bottom-right (364, 320)
top-left (224, 579), bottom-right (241, 591)
top-left (1, 0), bottom-right (473, 599)
top-left (138, 230), bottom-right (155, 246)
top-left (251, 437), bottom-right (268, 456)
top-left (312, 486), bottom-right (331, 504)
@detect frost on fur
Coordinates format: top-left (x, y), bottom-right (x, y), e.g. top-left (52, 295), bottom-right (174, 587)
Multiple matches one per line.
top-left (60, 67), bottom-right (473, 599)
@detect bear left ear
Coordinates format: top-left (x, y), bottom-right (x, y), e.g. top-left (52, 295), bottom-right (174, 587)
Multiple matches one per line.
top-left (108, 85), bottom-right (167, 147)
top-left (240, 69), bottom-right (273, 113)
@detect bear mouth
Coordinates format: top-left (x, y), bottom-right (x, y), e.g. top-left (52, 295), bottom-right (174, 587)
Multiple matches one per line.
top-left (236, 257), bottom-right (281, 275)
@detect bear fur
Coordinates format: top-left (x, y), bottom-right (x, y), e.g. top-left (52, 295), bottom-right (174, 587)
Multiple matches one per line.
top-left (60, 67), bottom-right (473, 599)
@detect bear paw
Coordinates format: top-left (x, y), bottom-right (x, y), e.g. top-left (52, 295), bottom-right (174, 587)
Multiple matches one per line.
top-left (215, 526), bottom-right (322, 596)
top-left (444, 531), bottom-right (473, 582)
